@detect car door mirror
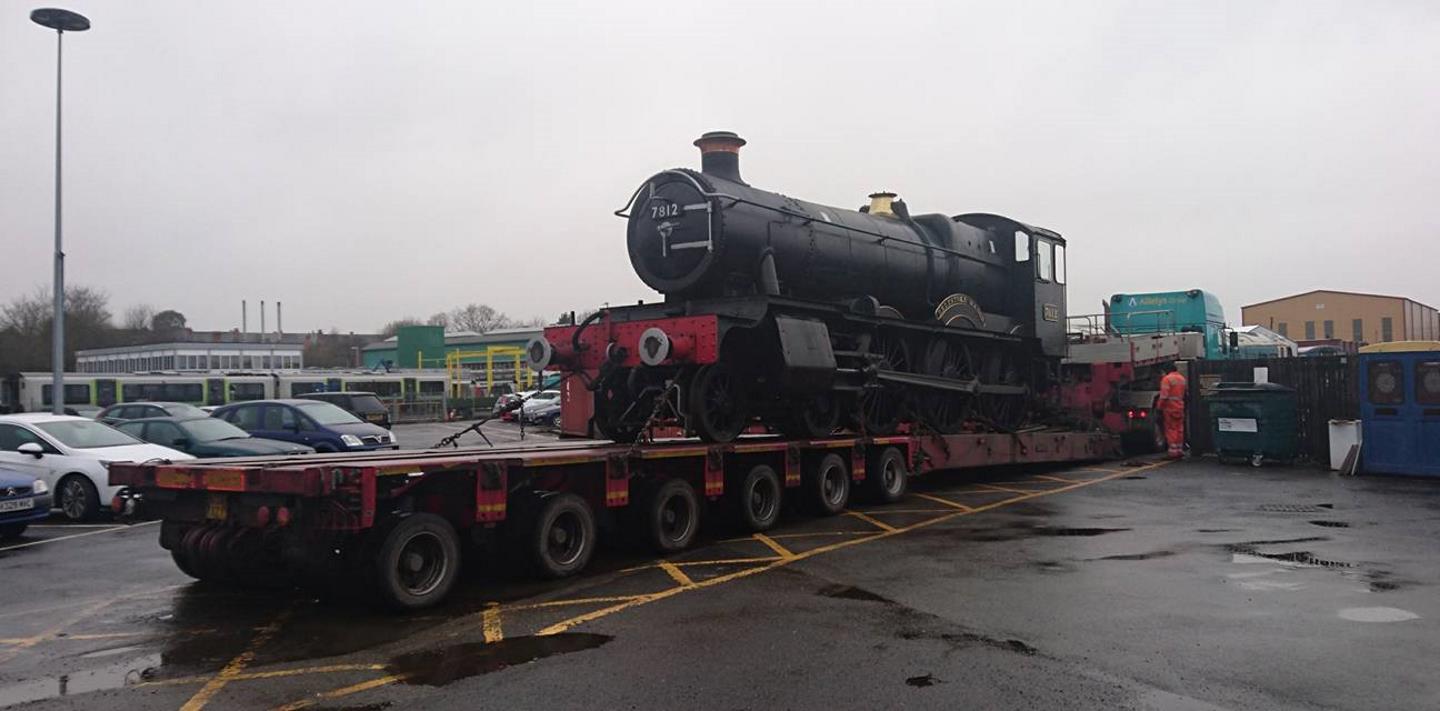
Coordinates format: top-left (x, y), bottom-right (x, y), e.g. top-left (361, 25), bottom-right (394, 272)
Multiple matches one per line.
top-left (17, 442), bottom-right (44, 458)
top-left (174, 438), bottom-right (192, 450)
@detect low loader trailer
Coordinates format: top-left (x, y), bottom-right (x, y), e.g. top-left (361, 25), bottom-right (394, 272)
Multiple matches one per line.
top-left (108, 430), bottom-right (1116, 610)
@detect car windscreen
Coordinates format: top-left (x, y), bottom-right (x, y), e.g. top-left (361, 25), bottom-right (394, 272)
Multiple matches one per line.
top-left (179, 418), bottom-right (250, 442)
top-left (35, 420), bottom-right (142, 449)
top-left (296, 402), bottom-right (363, 425)
top-left (349, 395), bottom-right (387, 413)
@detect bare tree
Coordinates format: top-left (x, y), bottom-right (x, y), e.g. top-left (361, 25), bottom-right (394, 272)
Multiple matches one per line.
top-left (426, 312), bottom-right (450, 329)
top-left (0, 285), bottom-right (115, 370)
top-left (121, 304), bottom-right (156, 331)
top-left (378, 317), bottom-right (423, 338)
top-left (449, 303), bottom-right (513, 333)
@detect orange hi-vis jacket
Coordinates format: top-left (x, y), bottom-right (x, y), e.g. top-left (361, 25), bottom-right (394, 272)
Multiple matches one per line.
top-left (1158, 371), bottom-right (1187, 410)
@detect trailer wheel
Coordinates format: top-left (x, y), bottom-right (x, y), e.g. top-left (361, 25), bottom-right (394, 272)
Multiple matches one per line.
top-left (174, 526), bottom-right (206, 580)
top-left (642, 478), bottom-right (700, 553)
top-left (805, 453), bottom-right (850, 516)
top-left (864, 447), bottom-right (908, 504)
top-left (732, 464), bottom-right (782, 532)
top-left (528, 493), bottom-right (597, 579)
top-left (372, 513), bottom-right (461, 610)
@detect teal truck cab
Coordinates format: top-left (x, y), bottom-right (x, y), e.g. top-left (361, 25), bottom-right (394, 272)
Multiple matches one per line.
top-left (1107, 289), bottom-right (1237, 360)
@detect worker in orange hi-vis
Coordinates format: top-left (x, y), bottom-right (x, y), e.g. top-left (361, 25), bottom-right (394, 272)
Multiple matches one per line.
top-left (1157, 362), bottom-right (1188, 459)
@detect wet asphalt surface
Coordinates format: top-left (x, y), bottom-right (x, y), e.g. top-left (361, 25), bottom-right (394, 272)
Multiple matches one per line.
top-left (1, 423), bottom-right (1437, 710)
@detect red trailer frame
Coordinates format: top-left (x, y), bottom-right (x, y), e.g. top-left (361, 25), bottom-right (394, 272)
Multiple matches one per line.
top-left (109, 430), bottom-right (1116, 609)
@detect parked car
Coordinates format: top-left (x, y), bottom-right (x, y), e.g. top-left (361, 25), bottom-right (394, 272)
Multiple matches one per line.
top-left (0, 466), bottom-right (52, 540)
top-left (97, 401), bottom-right (208, 425)
top-left (519, 390), bottom-right (561, 423)
top-left (522, 399), bottom-right (562, 427)
top-left (115, 416), bottom-right (315, 458)
top-left (494, 391), bottom-right (535, 420)
top-left (211, 400), bottom-right (398, 453)
top-left (0, 413), bottom-right (192, 521)
top-left (296, 391), bottom-right (392, 429)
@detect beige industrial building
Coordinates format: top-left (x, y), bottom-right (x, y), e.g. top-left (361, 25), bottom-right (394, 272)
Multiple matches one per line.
top-left (1241, 290), bottom-right (1439, 345)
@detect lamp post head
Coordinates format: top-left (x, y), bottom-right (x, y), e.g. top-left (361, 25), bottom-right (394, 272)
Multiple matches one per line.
top-left (30, 8), bottom-right (90, 32)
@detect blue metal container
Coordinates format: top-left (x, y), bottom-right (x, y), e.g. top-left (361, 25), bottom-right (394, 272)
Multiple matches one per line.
top-left (1358, 346), bottom-right (1440, 477)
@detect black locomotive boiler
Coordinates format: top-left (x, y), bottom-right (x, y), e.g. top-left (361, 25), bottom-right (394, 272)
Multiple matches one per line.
top-left (531, 131), bottom-right (1069, 443)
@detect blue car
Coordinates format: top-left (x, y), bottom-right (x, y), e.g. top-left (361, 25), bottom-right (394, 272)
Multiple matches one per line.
top-left (0, 467), bottom-right (53, 540)
top-left (211, 399), bottom-right (398, 453)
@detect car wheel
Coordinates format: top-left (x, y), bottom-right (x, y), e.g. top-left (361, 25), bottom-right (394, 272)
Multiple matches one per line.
top-left (59, 474), bottom-right (101, 522)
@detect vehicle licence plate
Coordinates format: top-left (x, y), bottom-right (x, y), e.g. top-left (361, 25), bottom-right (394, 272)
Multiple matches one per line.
top-left (0, 498), bottom-right (34, 513)
top-left (367, 414), bottom-right (385, 422)
top-left (206, 495), bottom-right (228, 521)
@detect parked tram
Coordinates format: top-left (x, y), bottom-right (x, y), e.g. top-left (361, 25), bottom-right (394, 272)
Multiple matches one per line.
top-left (0, 371), bottom-right (449, 413)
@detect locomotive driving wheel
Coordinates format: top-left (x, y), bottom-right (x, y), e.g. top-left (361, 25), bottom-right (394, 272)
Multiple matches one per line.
top-left (781, 392), bottom-right (841, 439)
top-left (687, 363), bottom-right (749, 443)
top-left (859, 332), bottom-right (909, 435)
top-left (919, 337), bottom-right (975, 434)
top-left (976, 350), bottom-right (1027, 431)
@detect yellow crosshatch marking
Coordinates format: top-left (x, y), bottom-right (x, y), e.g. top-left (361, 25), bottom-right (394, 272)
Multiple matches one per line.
top-left (845, 510), bottom-right (898, 532)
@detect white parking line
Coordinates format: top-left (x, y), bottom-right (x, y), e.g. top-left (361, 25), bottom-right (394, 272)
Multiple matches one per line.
top-left (0, 520), bottom-right (159, 552)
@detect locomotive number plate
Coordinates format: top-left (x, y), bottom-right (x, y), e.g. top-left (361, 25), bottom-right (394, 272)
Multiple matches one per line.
top-left (1043, 304), bottom-right (1060, 322)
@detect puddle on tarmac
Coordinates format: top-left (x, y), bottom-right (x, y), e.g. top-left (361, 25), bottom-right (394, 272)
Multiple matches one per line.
top-left (1122, 476), bottom-right (1148, 480)
top-left (0, 653), bottom-right (161, 707)
top-left (817, 584), bottom-right (892, 603)
top-left (388, 634), bottom-right (613, 686)
top-left (1338, 607), bottom-right (1419, 623)
top-left (1097, 550), bottom-right (1176, 561)
top-left (906, 673), bottom-right (941, 687)
top-left (1033, 527), bottom-right (1130, 537)
top-left (1308, 520), bottom-right (1350, 528)
top-left (1227, 547), bottom-right (1353, 569)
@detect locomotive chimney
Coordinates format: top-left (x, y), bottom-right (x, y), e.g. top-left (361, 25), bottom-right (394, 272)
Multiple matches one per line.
top-left (868, 192), bottom-right (897, 217)
top-left (694, 130), bottom-right (747, 184)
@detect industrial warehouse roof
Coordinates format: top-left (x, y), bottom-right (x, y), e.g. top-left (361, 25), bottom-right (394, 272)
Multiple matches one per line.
top-left (361, 328), bottom-right (543, 352)
top-left (1242, 289), bottom-right (1437, 311)
top-left (77, 341), bottom-right (305, 357)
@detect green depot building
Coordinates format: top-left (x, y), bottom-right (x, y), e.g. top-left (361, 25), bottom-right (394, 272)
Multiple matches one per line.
top-left (361, 326), bottom-right (543, 395)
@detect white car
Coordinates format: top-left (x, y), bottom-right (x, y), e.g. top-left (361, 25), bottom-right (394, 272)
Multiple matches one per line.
top-left (0, 414), bottom-right (193, 521)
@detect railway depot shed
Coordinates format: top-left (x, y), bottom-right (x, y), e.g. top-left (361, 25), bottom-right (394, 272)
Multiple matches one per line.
top-left (1242, 290), bottom-right (1439, 347)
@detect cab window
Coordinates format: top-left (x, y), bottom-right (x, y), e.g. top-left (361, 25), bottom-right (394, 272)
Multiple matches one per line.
top-left (1036, 240), bottom-right (1054, 282)
top-left (1014, 231), bottom-right (1030, 262)
top-left (1054, 244), bottom-right (1067, 285)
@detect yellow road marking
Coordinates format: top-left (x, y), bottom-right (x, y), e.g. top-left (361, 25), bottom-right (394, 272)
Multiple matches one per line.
top-left (1077, 466), bottom-right (1125, 474)
top-left (751, 533), bottom-right (795, 559)
top-left (719, 530), bottom-right (871, 543)
top-left (618, 556), bottom-right (781, 573)
top-left (972, 483), bottom-right (1038, 495)
top-left (503, 595), bottom-right (649, 612)
top-left (181, 607), bottom-right (292, 711)
top-left (537, 460), bottom-right (1172, 636)
top-left (273, 674), bottom-right (409, 711)
top-left (1032, 474), bottom-right (1083, 484)
top-left (482, 603), bottom-right (504, 643)
top-left (855, 508), bottom-right (953, 514)
top-left (913, 493), bottom-right (974, 512)
top-left (844, 510), bottom-right (898, 532)
top-left (658, 561), bottom-right (696, 587)
top-left (0, 520), bottom-right (159, 552)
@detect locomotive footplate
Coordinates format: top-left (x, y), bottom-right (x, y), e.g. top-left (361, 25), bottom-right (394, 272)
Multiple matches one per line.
top-left (873, 369), bottom-right (1029, 396)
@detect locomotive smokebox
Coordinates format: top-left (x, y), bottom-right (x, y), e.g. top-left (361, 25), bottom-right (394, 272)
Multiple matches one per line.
top-left (694, 131), bottom-right (747, 184)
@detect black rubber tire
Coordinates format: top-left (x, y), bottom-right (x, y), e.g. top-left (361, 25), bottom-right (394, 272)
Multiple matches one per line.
top-left (0, 524), bottom-right (27, 540)
top-left (805, 453), bottom-right (850, 516)
top-left (57, 474), bottom-right (100, 522)
top-left (171, 545), bottom-right (201, 580)
top-left (641, 479), bottom-right (701, 553)
top-left (864, 447), bottom-right (908, 504)
top-left (371, 513), bottom-right (462, 610)
top-left (732, 464), bottom-right (783, 532)
top-left (528, 493), bottom-right (598, 579)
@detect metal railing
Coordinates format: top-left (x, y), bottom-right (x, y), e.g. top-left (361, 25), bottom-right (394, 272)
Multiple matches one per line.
top-left (1067, 309), bottom-right (1179, 341)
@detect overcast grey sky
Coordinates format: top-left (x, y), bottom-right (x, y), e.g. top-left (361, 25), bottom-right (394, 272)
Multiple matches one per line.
top-left (3, 0), bottom-right (1437, 334)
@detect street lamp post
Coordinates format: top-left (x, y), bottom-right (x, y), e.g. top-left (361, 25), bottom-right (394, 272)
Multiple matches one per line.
top-left (30, 8), bottom-right (90, 414)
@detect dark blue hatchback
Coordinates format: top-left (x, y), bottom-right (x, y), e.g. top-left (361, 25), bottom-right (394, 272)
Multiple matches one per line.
top-left (211, 400), bottom-right (398, 453)
top-left (0, 467), bottom-right (53, 540)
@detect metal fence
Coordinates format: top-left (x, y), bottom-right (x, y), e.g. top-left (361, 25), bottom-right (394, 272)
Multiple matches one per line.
top-left (1185, 356), bottom-right (1358, 462)
top-left (386, 399), bottom-right (448, 424)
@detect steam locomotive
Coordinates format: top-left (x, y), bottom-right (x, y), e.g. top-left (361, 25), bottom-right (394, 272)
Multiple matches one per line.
top-left (529, 132), bottom-right (1069, 443)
